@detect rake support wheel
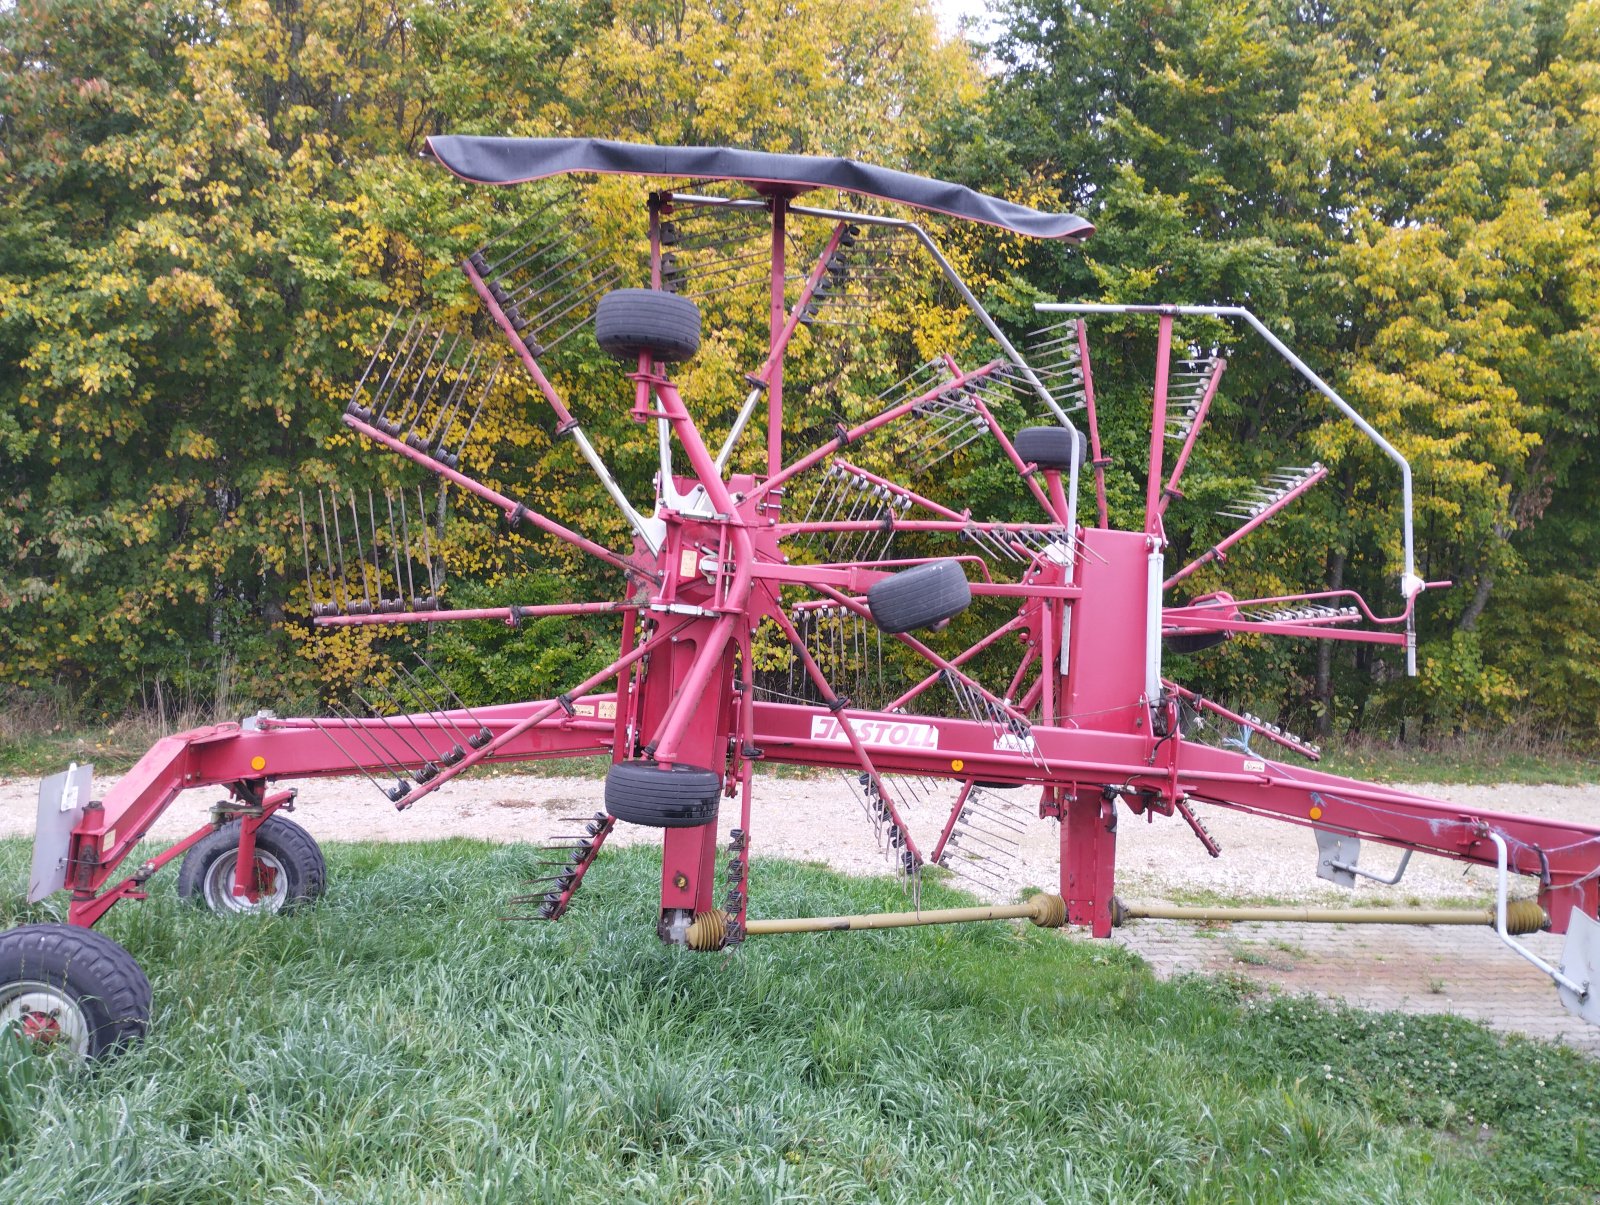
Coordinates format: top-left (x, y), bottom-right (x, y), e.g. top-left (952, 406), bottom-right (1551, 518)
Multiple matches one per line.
top-left (1015, 425), bottom-right (1083, 471)
top-left (867, 559), bottom-right (972, 634)
top-left (178, 816), bottom-right (327, 915)
top-left (594, 288), bottom-right (702, 363)
top-left (605, 761), bottom-right (722, 828)
top-left (0, 925), bottom-right (150, 1061)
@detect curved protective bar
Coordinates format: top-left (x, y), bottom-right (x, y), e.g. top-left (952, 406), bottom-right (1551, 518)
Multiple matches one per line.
top-left (1487, 832), bottom-right (1586, 996)
top-left (1038, 302), bottom-right (1419, 671)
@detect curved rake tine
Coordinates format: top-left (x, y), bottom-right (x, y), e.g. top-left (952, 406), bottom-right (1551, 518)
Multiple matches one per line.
top-left (417, 485), bottom-right (443, 598)
top-left (385, 492), bottom-right (405, 606)
top-left (392, 663), bottom-right (472, 758)
top-left (367, 490), bottom-right (389, 609)
top-left (352, 687), bottom-right (438, 771)
top-left (308, 715), bottom-right (410, 803)
top-left (397, 491), bottom-right (417, 604)
top-left (414, 657), bottom-right (493, 748)
top-left (347, 310), bottom-right (403, 418)
top-left (316, 490), bottom-right (342, 612)
top-left (298, 493), bottom-right (322, 617)
top-left (371, 318), bottom-right (430, 429)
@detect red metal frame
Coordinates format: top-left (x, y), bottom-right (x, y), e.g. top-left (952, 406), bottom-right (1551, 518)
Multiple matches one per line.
top-left (50, 164), bottom-right (1600, 957)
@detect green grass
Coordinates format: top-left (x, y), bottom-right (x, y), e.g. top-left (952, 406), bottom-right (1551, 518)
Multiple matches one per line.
top-left (0, 841), bottom-right (1595, 1201)
top-left (1317, 734), bottom-right (1598, 787)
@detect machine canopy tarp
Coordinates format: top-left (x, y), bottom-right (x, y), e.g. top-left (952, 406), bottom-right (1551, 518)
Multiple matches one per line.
top-left (425, 137), bottom-right (1095, 242)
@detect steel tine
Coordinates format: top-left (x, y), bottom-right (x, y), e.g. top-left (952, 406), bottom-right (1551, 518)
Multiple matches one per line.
top-left (523, 268), bottom-right (623, 341)
top-left (450, 362), bottom-right (496, 460)
top-left (383, 322), bottom-right (444, 426)
top-left (502, 233), bottom-right (608, 303)
top-left (677, 225), bottom-right (764, 255)
top-left (502, 236), bottom-right (613, 312)
top-left (308, 714), bottom-right (410, 801)
top-left (507, 246), bottom-right (610, 317)
top-left (415, 657), bottom-right (494, 747)
top-left (348, 492), bottom-right (374, 610)
top-left (848, 488), bottom-right (884, 562)
top-left (379, 678), bottom-right (451, 767)
top-left (427, 345), bottom-right (479, 448)
top-left (477, 195), bottom-right (571, 274)
top-left (416, 486), bottom-right (441, 597)
top-left (298, 493), bottom-right (320, 616)
top-left (917, 426), bottom-right (986, 474)
top-left (372, 317), bottom-right (431, 425)
top-left (347, 310), bottom-right (403, 416)
top-left (386, 492), bottom-right (405, 605)
top-left (331, 490), bottom-right (363, 613)
top-left (327, 699), bottom-right (411, 779)
top-left (497, 230), bottom-right (602, 300)
top-left (394, 661), bottom-right (474, 751)
top-left (367, 313), bottom-right (423, 422)
top-left (367, 490), bottom-right (388, 607)
top-left (397, 490), bottom-right (418, 604)
top-left (397, 328), bottom-right (460, 438)
top-left (353, 687), bottom-right (434, 768)
top-left (317, 490), bottom-right (342, 611)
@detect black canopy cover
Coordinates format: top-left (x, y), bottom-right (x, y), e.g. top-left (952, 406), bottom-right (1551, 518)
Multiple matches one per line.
top-left (426, 136), bottom-right (1094, 242)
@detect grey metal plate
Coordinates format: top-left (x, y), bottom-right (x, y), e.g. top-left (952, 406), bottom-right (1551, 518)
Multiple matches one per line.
top-left (1314, 827), bottom-right (1360, 889)
top-left (1559, 909), bottom-right (1600, 1026)
top-left (29, 763), bottom-right (92, 903)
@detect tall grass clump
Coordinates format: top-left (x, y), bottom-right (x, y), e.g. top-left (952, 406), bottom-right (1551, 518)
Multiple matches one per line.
top-left (0, 839), bottom-right (1592, 1201)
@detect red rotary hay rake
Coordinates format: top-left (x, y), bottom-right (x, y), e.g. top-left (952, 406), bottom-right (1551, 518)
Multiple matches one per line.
top-left (11, 140), bottom-right (1600, 1059)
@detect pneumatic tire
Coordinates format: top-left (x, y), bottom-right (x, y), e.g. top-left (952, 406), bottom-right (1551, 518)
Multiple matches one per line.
top-left (604, 761), bottom-right (721, 828)
top-left (867, 560), bottom-right (972, 635)
top-left (0, 924), bottom-right (150, 1061)
top-left (595, 289), bottom-right (702, 363)
top-left (1015, 425), bottom-right (1083, 471)
top-left (177, 816), bottom-right (326, 915)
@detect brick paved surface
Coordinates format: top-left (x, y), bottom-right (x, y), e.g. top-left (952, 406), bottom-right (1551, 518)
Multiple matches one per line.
top-left (1111, 915), bottom-right (1600, 1054)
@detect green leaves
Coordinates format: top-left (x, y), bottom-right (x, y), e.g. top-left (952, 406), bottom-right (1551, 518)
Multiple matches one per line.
top-left (984, 0), bottom-right (1600, 740)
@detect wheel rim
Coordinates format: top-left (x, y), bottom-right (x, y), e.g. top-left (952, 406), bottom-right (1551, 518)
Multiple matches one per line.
top-left (201, 849), bottom-right (289, 914)
top-left (0, 981), bottom-right (90, 1058)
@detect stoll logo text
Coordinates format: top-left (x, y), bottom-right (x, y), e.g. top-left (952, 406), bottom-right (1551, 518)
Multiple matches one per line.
top-left (809, 715), bottom-right (940, 750)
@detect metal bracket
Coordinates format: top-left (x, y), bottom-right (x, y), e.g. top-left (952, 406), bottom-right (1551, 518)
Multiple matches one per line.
top-left (1315, 828), bottom-right (1412, 888)
top-left (30, 762), bottom-right (92, 902)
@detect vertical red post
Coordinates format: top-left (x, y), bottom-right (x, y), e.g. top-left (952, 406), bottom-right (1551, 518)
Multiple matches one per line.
top-left (642, 618), bottom-right (738, 920)
top-left (1061, 790), bottom-right (1117, 936)
top-left (1145, 313), bottom-right (1173, 537)
top-left (1058, 528), bottom-right (1150, 934)
top-left (767, 198), bottom-right (787, 478)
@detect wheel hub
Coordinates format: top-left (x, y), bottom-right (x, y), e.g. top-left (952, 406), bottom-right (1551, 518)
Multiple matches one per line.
top-left (0, 982), bottom-right (89, 1058)
top-left (203, 849), bottom-right (289, 913)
